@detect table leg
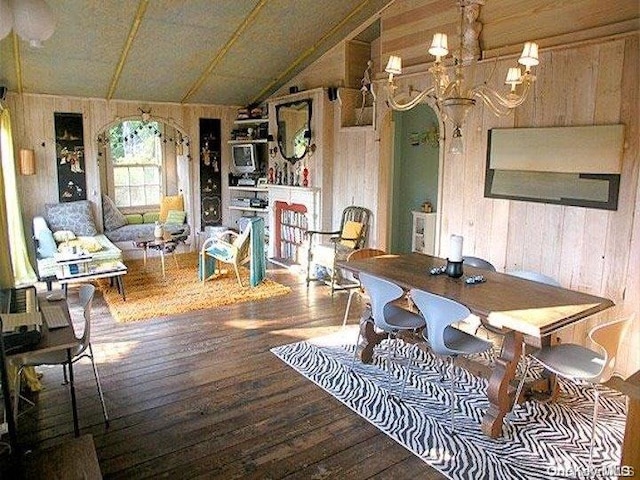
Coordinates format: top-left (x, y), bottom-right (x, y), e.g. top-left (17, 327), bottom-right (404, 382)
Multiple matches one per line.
top-left (116, 275), bottom-right (126, 301)
top-left (143, 246), bottom-right (147, 266)
top-left (67, 348), bottom-right (80, 437)
top-left (358, 306), bottom-right (387, 364)
top-left (481, 329), bottom-right (523, 438)
top-left (160, 249), bottom-right (166, 278)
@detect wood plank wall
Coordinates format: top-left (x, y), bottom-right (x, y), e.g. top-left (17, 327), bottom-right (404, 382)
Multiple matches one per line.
top-left (281, 2), bottom-right (639, 376)
top-left (6, 94), bottom-right (237, 248)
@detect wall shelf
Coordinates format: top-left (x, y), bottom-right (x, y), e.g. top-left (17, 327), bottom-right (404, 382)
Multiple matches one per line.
top-left (234, 118), bottom-right (268, 125)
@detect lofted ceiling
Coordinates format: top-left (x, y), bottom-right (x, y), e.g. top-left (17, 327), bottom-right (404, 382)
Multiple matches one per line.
top-left (0, 0), bottom-right (393, 106)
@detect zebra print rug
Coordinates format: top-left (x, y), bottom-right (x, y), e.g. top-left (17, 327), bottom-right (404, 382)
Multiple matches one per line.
top-left (271, 333), bottom-right (626, 480)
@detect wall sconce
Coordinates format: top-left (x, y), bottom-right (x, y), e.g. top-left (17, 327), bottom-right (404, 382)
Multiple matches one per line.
top-left (19, 148), bottom-right (36, 175)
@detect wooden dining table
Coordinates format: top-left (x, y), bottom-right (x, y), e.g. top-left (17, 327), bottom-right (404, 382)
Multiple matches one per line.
top-left (337, 252), bottom-right (615, 438)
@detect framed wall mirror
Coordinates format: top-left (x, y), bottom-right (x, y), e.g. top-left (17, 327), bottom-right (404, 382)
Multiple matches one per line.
top-left (276, 99), bottom-right (312, 164)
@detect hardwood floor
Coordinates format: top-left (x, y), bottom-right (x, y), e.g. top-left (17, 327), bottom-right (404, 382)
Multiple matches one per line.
top-left (1, 266), bottom-right (445, 479)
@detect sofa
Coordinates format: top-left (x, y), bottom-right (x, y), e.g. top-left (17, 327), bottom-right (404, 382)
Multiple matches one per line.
top-left (101, 194), bottom-right (190, 248)
top-left (33, 200), bottom-right (123, 290)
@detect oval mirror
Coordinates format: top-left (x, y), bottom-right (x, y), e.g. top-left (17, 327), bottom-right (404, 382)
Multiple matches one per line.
top-left (276, 99), bottom-right (312, 164)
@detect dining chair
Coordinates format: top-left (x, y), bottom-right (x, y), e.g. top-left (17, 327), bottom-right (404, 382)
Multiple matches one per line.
top-left (512, 316), bottom-right (632, 469)
top-left (507, 269), bottom-right (561, 287)
top-left (341, 248), bottom-right (386, 327)
top-left (463, 256), bottom-right (496, 272)
top-left (12, 284), bottom-right (109, 426)
top-left (350, 273), bottom-right (425, 396)
top-left (410, 288), bottom-right (493, 432)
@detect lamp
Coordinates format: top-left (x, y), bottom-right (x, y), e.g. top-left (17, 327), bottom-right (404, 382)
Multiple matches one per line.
top-left (0, 0), bottom-right (56, 48)
top-left (19, 148), bottom-right (36, 175)
top-left (384, 0), bottom-right (540, 154)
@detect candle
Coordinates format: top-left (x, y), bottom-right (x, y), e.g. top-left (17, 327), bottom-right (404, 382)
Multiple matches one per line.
top-left (449, 234), bottom-right (463, 262)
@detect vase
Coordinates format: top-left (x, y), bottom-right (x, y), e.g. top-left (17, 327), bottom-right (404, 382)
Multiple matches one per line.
top-left (154, 222), bottom-right (164, 239)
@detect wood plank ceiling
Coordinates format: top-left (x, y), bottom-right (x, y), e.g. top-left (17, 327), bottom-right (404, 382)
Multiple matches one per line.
top-left (0, 0), bottom-right (394, 106)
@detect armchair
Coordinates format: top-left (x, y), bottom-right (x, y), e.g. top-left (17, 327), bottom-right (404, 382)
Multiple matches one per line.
top-left (305, 205), bottom-right (371, 295)
top-left (200, 217), bottom-right (265, 287)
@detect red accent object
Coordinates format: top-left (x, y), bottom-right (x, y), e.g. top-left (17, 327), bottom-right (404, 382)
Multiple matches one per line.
top-left (268, 167), bottom-right (274, 184)
top-left (302, 166), bottom-right (309, 187)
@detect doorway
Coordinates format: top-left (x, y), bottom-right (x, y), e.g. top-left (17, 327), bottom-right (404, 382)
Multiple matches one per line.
top-left (390, 104), bottom-right (439, 253)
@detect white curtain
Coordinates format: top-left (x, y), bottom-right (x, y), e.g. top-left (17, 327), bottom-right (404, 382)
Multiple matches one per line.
top-left (0, 108), bottom-right (37, 286)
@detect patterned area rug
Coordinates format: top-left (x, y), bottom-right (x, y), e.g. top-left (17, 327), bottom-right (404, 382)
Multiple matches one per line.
top-left (271, 332), bottom-right (626, 480)
top-left (98, 252), bottom-right (290, 322)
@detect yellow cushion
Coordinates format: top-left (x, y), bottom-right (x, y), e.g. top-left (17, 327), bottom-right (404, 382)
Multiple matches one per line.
top-left (57, 238), bottom-right (103, 253)
top-left (159, 195), bottom-right (184, 223)
top-left (53, 230), bottom-right (76, 243)
top-left (340, 221), bottom-right (363, 249)
top-left (159, 195), bottom-right (184, 222)
top-left (78, 237), bottom-right (104, 253)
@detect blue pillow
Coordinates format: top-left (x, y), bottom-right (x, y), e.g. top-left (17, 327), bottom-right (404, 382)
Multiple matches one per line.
top-left (36, 228), bottom-right (58, 258)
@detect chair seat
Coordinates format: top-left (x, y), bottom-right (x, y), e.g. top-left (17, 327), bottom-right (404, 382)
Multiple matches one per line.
top-left (531, 343), bottom-right (605, 381)
top-left (16, 342), bottom-right (83, 367)
top-left (424, 326), bottom-right (492, 356)
top-left (383, 304), bottom-right (424, 330)
top-left (205, 244), bottom-right (234, 261)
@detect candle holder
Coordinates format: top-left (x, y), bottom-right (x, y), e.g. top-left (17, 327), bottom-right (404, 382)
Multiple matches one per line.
top-left (445, 259), bottom-right (464, 278)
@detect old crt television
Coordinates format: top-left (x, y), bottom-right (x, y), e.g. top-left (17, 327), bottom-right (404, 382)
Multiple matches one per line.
top-left (231, 144), bottom-right (257, 174)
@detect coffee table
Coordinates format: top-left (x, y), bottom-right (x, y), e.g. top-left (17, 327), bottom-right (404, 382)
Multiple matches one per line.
top-left (133, 232), bottom-right (185, 278)
top-left (55, 253), bottom-right (127, 300)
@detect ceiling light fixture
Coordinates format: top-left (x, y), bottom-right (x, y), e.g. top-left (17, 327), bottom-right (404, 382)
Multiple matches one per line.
top-left (0, 0), bottom-right (56, 48)
top-left (384, 0), bottom-right (540, 154)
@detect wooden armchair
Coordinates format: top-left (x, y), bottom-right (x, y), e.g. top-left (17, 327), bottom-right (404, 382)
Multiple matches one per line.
top-left (305, 205), bottom-right (372, 295)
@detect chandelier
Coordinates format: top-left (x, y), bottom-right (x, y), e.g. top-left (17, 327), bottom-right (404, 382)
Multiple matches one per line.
top-left (384, 0), bottom-right (540, 154)
top-left (0, 0), bottom-right (56, 48)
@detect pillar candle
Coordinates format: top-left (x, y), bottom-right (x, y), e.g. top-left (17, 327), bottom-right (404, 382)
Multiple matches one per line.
top-left (449, 234), bottom-right (463, 262)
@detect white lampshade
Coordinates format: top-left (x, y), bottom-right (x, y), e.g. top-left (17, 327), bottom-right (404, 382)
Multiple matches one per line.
top-left (385, 55), bottom-right (402, 75)
top-left (428, 33), bottom-right (448, 58)
top-left (12, 0), bottom-right (55, 48)
top-left (518, 42), bottom-right (539, 68)
top-left (504, 67), bottom-right (522, 86)
top-left (0, 0), bottom-right (13, 40)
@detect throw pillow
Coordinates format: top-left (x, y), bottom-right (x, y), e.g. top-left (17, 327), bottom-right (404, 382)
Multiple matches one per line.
top-left (36, 228), bottom-right (58, 259)
top-left (45, 200), bottom-right (98, 236)
top-left (340, 221), bottom-right (363, 249)
top-left (102, 194), bottom-right (128, 231)
top-left (125, 213), bottom-right (143, 225)
top-left (53, 230), bottom-right (77, 243)
top-left (159, 195), bottom-right (184, 222)
top-left (143, 212), bottom-right (160, 223)
top-left (77, 237), bottom-right (104, 253)
top-left (165, 210), bottom-right (186, 225)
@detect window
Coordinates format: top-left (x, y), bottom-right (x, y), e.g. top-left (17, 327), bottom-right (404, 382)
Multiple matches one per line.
top-left (109, 121), bottom-right (163, 208)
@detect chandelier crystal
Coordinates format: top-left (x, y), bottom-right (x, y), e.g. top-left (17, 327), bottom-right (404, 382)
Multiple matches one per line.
top-left (384, 1), bottom-right (540, 153)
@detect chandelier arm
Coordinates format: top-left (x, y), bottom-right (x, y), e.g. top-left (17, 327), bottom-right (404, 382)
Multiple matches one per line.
top-left (386, 85), bottom-right (436, 111)
top-left (471, 81), bottom-right (533, 116)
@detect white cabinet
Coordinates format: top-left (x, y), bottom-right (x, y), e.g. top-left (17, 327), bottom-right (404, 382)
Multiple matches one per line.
top-left (411, 211), bottom-right (436, 255)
